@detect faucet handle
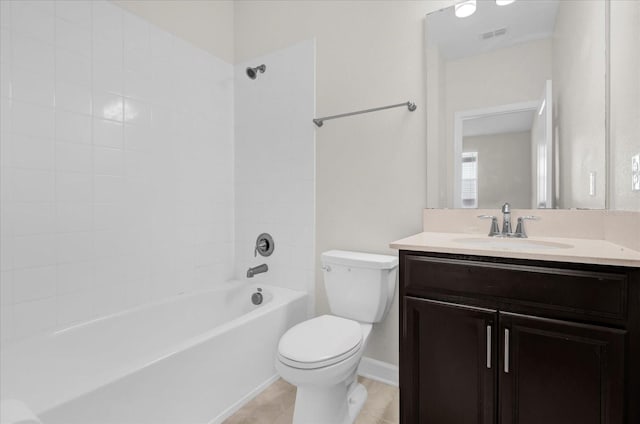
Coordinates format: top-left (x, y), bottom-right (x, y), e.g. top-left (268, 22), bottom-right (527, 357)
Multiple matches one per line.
top-left (520, 215), bottom-right (539, 221)
top-left (254, 239), bottom-right (267, 257)
top-left (478, 215), bottom-right (500, 237)
top-left (514, 216), bottom-right (539, 238)
top-left (254, 233), bottom-right (274, 257)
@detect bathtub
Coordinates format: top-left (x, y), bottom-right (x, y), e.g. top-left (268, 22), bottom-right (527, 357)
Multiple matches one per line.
top-left (0, 282), bottom-right (307, 424)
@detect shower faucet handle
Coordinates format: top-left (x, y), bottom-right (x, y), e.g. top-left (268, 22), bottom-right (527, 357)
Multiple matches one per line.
top-left (254, 233), bottom-right (274, 257)
top-left (254, 239), bottom-right (267, 257)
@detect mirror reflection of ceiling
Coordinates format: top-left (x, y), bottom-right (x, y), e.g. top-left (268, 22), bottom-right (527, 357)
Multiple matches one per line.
top-left (462, 109), bottom-right (535, 137)
top-left (427, 0), bottom-right (559, 60)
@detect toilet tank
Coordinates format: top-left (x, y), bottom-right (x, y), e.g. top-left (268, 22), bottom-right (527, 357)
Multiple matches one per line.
top-left (321, 250), bottom-right (399, 323)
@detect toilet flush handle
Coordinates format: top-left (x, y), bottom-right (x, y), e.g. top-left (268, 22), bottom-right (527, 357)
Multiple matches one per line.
top-left (322, 265), bottom-right (331, 272)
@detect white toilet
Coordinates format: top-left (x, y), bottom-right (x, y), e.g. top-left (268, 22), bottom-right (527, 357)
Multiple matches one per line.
top-left (275, 250), bottom-right (398, 424)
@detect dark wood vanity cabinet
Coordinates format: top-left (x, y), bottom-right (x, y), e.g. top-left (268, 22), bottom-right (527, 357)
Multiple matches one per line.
top-left (404, 297), bottom-right (497, 423)
top-left (399, 251), bottom-right (640, 424)
top-left (498, 312), bottom-right (625, 424)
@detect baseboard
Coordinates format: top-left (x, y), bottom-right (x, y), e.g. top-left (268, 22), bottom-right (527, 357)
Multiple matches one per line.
top-left (212, 358), bottom-right (398, 423)
top-left (210, 374), bottom-right (280, 424)
top-left (357, 356), bottom-right (399, 387)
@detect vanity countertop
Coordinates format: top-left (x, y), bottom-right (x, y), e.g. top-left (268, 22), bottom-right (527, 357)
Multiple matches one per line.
top-left (390, 232), bottom-right (640, 268)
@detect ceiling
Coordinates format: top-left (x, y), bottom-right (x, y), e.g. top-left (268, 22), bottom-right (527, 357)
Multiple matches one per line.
top-left (427, 0), bottom-right (559, 60)
top-left (463, 108), bottom-right (536, 137)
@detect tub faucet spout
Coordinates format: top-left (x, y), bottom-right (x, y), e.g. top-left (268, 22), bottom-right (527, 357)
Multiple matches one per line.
top-left (247, 263), bottom-right (268, 278)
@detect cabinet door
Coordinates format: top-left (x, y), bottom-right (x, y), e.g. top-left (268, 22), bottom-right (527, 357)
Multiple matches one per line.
top-left (499, 312), bottom-right (625, 424)
top-left (402, 297), bottom-right (497, 424)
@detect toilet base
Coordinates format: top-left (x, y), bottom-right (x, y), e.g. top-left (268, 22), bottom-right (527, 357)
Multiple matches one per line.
top-left (292, 380), bottom-right (368, 424)
top-left (347, 382), bottom-right (368, 418)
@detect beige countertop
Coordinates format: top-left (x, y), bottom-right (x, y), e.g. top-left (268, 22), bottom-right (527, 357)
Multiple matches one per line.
top-left (390, 232), bottom-right (640, 268)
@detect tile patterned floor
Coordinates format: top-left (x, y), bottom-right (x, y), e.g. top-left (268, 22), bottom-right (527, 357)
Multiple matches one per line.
top-left (223, 376), bottom-right (399, 424)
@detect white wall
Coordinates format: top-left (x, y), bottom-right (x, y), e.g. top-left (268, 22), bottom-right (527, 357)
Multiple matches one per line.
top-left (4, 0), bottom-right (632, 368)
top-left (234, 40), bottom-right (316, 313)
top-left (0, 0), bottom-right (234, 345)
top-left (552, 0), bottom-right (606, 209)
top-left (111, 0), bottom-right (234, 64)
top-left (610, 0), bottom-right (640, 211)
top-left (234, 0), bottom-right (450, 366)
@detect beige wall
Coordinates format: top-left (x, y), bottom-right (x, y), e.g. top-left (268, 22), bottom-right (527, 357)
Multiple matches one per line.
top-left (112, 0), bottom-right (234, 63)
top-left (463, 132), bottom-right (532, 209)
top-left (610, 0), bottom-right (640, 211)
top-left (108, 0), bottom-right (638, 368)
top-left (552, 0), bottom-right (606, 209)
top-left (234, 0), bottom-right (449, 366)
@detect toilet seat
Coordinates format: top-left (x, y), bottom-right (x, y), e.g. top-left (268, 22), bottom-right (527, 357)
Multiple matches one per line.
top-left (278, 315), bottom-right (363, 370)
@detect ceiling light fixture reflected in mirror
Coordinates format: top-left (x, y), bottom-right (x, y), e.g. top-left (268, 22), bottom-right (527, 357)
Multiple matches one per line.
top-left (496, 0), bottom-right (516, 5)
top-left (455, 0), bottom-right (476, 18)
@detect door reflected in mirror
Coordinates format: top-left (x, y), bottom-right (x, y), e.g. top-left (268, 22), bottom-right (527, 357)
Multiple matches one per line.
top-left (426, 0), bottom-right (606, 209)
top-left (456, 80), bottom-right (552, 209)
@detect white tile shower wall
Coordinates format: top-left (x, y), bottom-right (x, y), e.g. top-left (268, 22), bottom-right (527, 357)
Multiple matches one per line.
top-left (0, 0), bottom-right (235, 345)
top-left (234, 40), bottom-right (315, 315)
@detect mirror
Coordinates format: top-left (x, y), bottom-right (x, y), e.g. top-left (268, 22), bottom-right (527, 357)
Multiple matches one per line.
top-left (426, 0), bottom-right (607, 209)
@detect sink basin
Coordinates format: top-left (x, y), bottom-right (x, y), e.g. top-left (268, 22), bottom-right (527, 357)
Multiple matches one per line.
top-left (453, 237), bottom-right (573, 251)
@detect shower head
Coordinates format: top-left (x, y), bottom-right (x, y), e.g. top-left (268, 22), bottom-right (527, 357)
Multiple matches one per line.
top-left (246, 64), bottom-right (266, 79)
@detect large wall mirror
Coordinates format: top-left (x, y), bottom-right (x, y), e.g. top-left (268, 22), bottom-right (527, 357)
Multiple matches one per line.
top-left (426, 0), bottom-right (607, 209)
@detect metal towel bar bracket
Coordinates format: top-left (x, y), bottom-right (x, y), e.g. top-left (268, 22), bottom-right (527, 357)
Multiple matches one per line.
top-left (313, 101), bottom-right (417, 127)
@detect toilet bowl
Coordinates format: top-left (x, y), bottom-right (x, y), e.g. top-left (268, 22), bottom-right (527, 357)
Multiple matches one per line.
top-left (275, 250), bottom-right (398, 424)
top-left (276, 315), bottom-right (372, 424)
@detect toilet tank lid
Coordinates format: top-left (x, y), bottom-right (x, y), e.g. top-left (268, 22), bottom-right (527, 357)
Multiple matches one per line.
top-left (321, 250), bottom-right (398, 270)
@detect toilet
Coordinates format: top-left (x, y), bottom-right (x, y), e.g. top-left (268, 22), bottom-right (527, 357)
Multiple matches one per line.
top-left (275, 250), bottom-right (398, 424)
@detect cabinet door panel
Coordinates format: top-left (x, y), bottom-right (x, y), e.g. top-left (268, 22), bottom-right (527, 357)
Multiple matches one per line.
top-left (499, 312), bottom-right (625, 424)
top-left (402, 297), bottom-right (497, 424)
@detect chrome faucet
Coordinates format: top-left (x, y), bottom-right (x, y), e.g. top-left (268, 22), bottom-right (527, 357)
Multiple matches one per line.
top-left (246, 263), bottom-right (268, 278)
top-left (478, 202), bottom-right (539, 238)
top-left (501, 202), bottom-right (512, 235)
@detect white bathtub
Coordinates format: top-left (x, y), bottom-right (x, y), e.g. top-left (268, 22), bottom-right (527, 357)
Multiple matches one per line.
top-left (0, 282), bottom-right (307, 424)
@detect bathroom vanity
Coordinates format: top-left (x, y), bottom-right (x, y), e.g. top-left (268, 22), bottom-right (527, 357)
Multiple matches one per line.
top-left (392, 226), bottom-right (640, 424)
